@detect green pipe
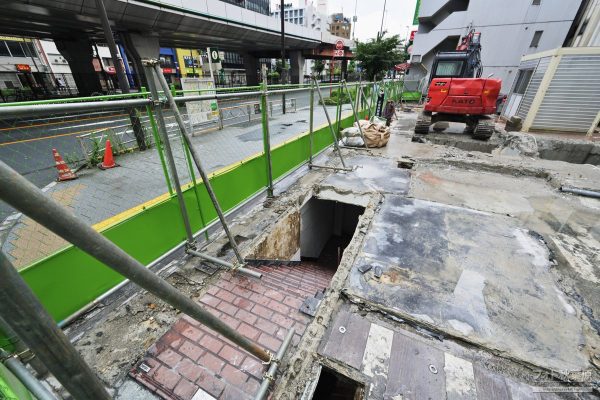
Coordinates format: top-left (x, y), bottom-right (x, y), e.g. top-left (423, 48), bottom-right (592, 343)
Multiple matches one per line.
top-left (141, 87), bottom-right (174, 196)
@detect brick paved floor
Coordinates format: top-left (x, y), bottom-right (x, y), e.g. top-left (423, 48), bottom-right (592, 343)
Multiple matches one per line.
top-left (130, 262), bottom-right (335, 400)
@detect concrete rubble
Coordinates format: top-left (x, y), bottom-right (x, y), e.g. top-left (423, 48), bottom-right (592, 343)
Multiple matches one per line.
top-left (61, 107), bottom-right (599, 399)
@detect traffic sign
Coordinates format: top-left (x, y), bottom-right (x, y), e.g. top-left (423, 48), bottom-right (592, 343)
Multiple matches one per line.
top-left (335, 40), bottom-right (345, 50)
top-left (333, 49), bottom-right (344, 57)
top-left (209, 49), bottom-right (220, 62)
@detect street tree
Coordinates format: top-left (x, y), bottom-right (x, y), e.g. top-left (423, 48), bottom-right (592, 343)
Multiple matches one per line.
top-left (355, 32), bottom-right (406, 81)
top-left (312, 59), bottom-right (326, 77)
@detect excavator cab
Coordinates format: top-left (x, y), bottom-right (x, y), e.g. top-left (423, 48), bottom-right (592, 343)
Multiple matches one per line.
top-left (415, 30), bottom-right (500, 140)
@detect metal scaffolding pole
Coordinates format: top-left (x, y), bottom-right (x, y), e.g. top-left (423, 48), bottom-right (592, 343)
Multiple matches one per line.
top-left (0, 348), bottom-right (57, 400)
top-left (261, 71), bottom-right (274, 197)
top-left (0, 252), bottom-right (111, 400)
top-left (310, 75), bottom-right (351, 172)
top-left (342, 80), bottom-right (367, 146)
top-left (0, 160), bottom-right (271, 363)
top-left (253, 328), bottom-right (295, 400)
top-left (147, 60), bottom-right (245, 265)
top-left (308, 80), bottom-right (314, 166)
top-left (143, 65), bottom-right (195, 246)
top-left (0, 315), bottom-right (48, 378)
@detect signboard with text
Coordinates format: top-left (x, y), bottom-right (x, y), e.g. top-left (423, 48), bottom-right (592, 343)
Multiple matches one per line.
top-left (181, 78), bottom-right (219, 126)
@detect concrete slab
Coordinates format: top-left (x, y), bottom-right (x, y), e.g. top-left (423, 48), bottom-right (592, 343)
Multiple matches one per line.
top-left (345, 196), bottom-right (592, 373)
top-left (319, 155), bottom-right (411, 195)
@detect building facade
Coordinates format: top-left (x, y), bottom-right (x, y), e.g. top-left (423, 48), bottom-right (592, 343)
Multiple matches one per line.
top-left (329, 13), bottom-right (351, 39)
top-left (272, 2), bottom-right (327, 32)
top-left (0, 36), bottom-right (50, 95)
top-left (410, 0), bottom-right (584, 92)
top-left (221, 0), bottom-right (270, 15)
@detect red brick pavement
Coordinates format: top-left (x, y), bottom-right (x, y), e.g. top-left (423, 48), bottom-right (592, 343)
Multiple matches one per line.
top-left (130, 262), bottom-right (334, 400)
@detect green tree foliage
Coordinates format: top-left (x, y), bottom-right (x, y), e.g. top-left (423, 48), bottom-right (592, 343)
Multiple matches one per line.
top-left (355, 32), bottom-right (406, 80)
top-left (312, 59), bottom-right (326, 76)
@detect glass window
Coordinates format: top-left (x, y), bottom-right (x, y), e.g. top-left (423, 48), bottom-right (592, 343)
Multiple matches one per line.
top-left (530, 31), bottom-right (543, 47)
top-left (435, 61), bottom-right (464, 77)
top-left (513, 69), bottom-right (533, 94)
top-left (6, 41), bottom-right (25, 57)
top-left (532, 0), bottom-right (541, 4)
top-left (0, 42), bottom-right (10, 57)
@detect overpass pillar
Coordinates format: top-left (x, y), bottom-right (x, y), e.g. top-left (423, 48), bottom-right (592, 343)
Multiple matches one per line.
top-left (55, 38), bottom-right (103, 96)
top-left (243, 54), bottom-right (260, 86)
top-left (121, 33), bottom-right (160, 89)
top-left (289, 51), bottom-right (306, 84)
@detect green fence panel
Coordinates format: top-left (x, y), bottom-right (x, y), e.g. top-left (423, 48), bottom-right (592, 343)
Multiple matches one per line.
top-left (9, 112), bottom-right (358, 327)
top-left (0, 363), bottom-right (34, 400)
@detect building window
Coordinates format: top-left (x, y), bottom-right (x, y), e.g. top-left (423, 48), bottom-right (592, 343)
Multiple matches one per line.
top-left (513, 69), bottom-right (534, 94)
top-left (0, 42), bottom-right (10, 57)
top-left (532, 0), bottom-right (541, 4)
top-left (530, 30), bottom-right (543, 47)
top-left (6, 41), bottom-right (26, 57)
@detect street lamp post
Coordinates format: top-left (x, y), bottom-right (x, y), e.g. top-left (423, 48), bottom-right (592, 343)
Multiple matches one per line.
top-left (379, 0), bottom-right (387, 36)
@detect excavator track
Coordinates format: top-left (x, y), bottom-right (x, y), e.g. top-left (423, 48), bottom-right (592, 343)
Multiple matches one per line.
top-left (472, 119), bottom-right (494, 140)
top-left (414, 113), bottom-right (432, 135)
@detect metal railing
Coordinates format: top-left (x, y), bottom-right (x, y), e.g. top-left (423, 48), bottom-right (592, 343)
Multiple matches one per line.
top-left (0, 74), bottom-right (395, 399)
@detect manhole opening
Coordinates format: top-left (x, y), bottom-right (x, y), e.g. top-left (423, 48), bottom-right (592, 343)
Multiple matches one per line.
top-left (300, 198), bottom-right (365, 271)
top-left (312, 366), bottom-right (365, 400)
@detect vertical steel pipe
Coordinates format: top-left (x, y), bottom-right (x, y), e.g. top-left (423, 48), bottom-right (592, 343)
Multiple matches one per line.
top-left (0, 252), bottom-right (110, 400)
top-left (149, 61), bottom-right (245, 265)
top-left (308, 80), bottom-right (315, 166)
top-left (342, 80), bottom-right (367, 145)
top-left (0, 316), bottom-right (48, 378)
top-left (312, 77), bottom-right (348, 169)
top-left (253, 328), bottom-right (295, 400)
top-left (0, 161), bottom-right (271, 363)
top-left (260, 78), bottom-right (274, 197)
top-left (143, 65), bottom-right (195, 245)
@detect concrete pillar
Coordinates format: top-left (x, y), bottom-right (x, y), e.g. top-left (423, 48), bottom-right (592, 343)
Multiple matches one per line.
top-left (120, 32), bottom-right (160, 89)
top-left (54, 38), bottom-right (103, 96)
top-left (289, 51), bottom-right (306, 84)
top-left (243, 54), bottom-right (260, 86)
top-left (341, 59), bottom-right (348, 81)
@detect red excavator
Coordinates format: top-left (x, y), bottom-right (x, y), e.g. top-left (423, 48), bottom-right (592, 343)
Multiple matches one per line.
top-left (414, 30), bottom-right (501, 140)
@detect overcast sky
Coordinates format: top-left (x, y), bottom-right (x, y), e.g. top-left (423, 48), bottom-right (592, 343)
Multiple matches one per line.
top-left (287, 0), bottom-right (419, 42)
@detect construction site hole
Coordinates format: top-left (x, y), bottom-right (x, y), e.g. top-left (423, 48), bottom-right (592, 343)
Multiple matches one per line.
top-left (300, 198), bottom-right (365, 270)
top-left (312, 366), bottom-right (365, 400)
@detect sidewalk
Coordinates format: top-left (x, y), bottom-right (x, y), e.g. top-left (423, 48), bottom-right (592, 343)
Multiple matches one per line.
top-left (1, 103), bottom-right (355, 269)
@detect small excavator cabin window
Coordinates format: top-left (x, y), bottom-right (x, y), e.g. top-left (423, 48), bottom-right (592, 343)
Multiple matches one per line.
top-left (434, 60), bottom-right (464, 77)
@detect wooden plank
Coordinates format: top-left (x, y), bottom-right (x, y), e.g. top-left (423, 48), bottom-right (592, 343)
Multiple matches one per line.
top-left (473, 365), bottom-right (510, 400)
top-left (384, 331), bottom-right (446, 400)
top-left (361, 323), bottom-right (394, 398)
top-left (320, 308), bottom-right (371, 370)
top-left (445, 353), bottom-right (477, 400)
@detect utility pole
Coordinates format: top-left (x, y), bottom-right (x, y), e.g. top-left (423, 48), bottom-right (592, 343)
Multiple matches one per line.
top-left (95, 0), bottom-right (147, 150)
top-left (352, 0), bottom-right (358, 41)
top-left (280, 0), bottom-right (286, 114)
top-left (380, 0), bottom-right (387, 37)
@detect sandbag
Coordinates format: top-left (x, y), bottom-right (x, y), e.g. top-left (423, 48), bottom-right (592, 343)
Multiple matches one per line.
top-left (356, 120), bottom-right (390, 148)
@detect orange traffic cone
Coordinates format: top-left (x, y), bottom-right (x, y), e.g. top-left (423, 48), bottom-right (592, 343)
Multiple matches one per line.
top-left (365, 115), bottom-right (369, 120)
top-left (52, 148), bottom-right (78, 182)
top-left (98, 140), bottom-right (118, 170)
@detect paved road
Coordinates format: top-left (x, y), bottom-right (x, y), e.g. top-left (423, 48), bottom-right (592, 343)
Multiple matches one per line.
top-left (0, 90), bottom-right (315, 219)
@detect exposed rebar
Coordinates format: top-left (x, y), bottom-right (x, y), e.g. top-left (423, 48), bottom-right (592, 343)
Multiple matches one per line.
top-left (0, 160), bottom-right (271, 363)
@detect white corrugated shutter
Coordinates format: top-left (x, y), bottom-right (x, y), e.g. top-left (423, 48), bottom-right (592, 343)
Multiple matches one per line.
top-left (516, 57), bottom-right (551, 120)
top-left (532, 55), bottom-right (600, 132)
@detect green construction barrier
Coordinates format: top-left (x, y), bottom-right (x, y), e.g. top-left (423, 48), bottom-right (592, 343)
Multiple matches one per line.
top-left (0, 363), bottom-right (34, 400)
top-left (10, 112), bottom-right (360, 326)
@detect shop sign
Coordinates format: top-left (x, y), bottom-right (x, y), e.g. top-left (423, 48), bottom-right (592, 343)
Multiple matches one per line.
top-left (15, 64), bottom-right (31, 72)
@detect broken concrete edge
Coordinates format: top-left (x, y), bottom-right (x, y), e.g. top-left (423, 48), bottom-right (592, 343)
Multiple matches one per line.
top-left (269, 194), bottom-right (383, 400)
top-left (340, 290), bottom-right (598, 388)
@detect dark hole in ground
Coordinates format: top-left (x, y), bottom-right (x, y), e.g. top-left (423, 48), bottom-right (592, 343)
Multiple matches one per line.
top-left (300, 198), bottom-right (365, 271)
top-left (312, 366), bottom-right (364, 400)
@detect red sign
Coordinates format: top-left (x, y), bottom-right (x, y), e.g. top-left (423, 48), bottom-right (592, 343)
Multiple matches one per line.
top-left (162, 67), bottom-right (175, 74)
top-left (410, 30), bottom-right (417, 41)
top-left (105, 66), bottom-right (116, 74)
top-left (335, 40), bottom-right (345, 50)
top-left (333, 49), bottom-right (345, 58)
top-left (15, 64), bottom-right (31, 72)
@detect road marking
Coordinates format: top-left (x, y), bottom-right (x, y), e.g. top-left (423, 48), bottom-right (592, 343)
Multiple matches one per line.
top-left (445, 353), bottom-right (477, 400)
top-left (0, 127), bottom-right (103, 147)
top-left (0, 113), bottom-right (128, 132)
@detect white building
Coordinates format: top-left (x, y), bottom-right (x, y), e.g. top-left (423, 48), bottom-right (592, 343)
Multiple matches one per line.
top-left (38, 40), bottom-right (77, 90)
top-left (410, 0), bottom-right (585, 93)
top-left (272, 1), bottom-right (328, 32)
top-left (0, 36), bottom-right (49, 92)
